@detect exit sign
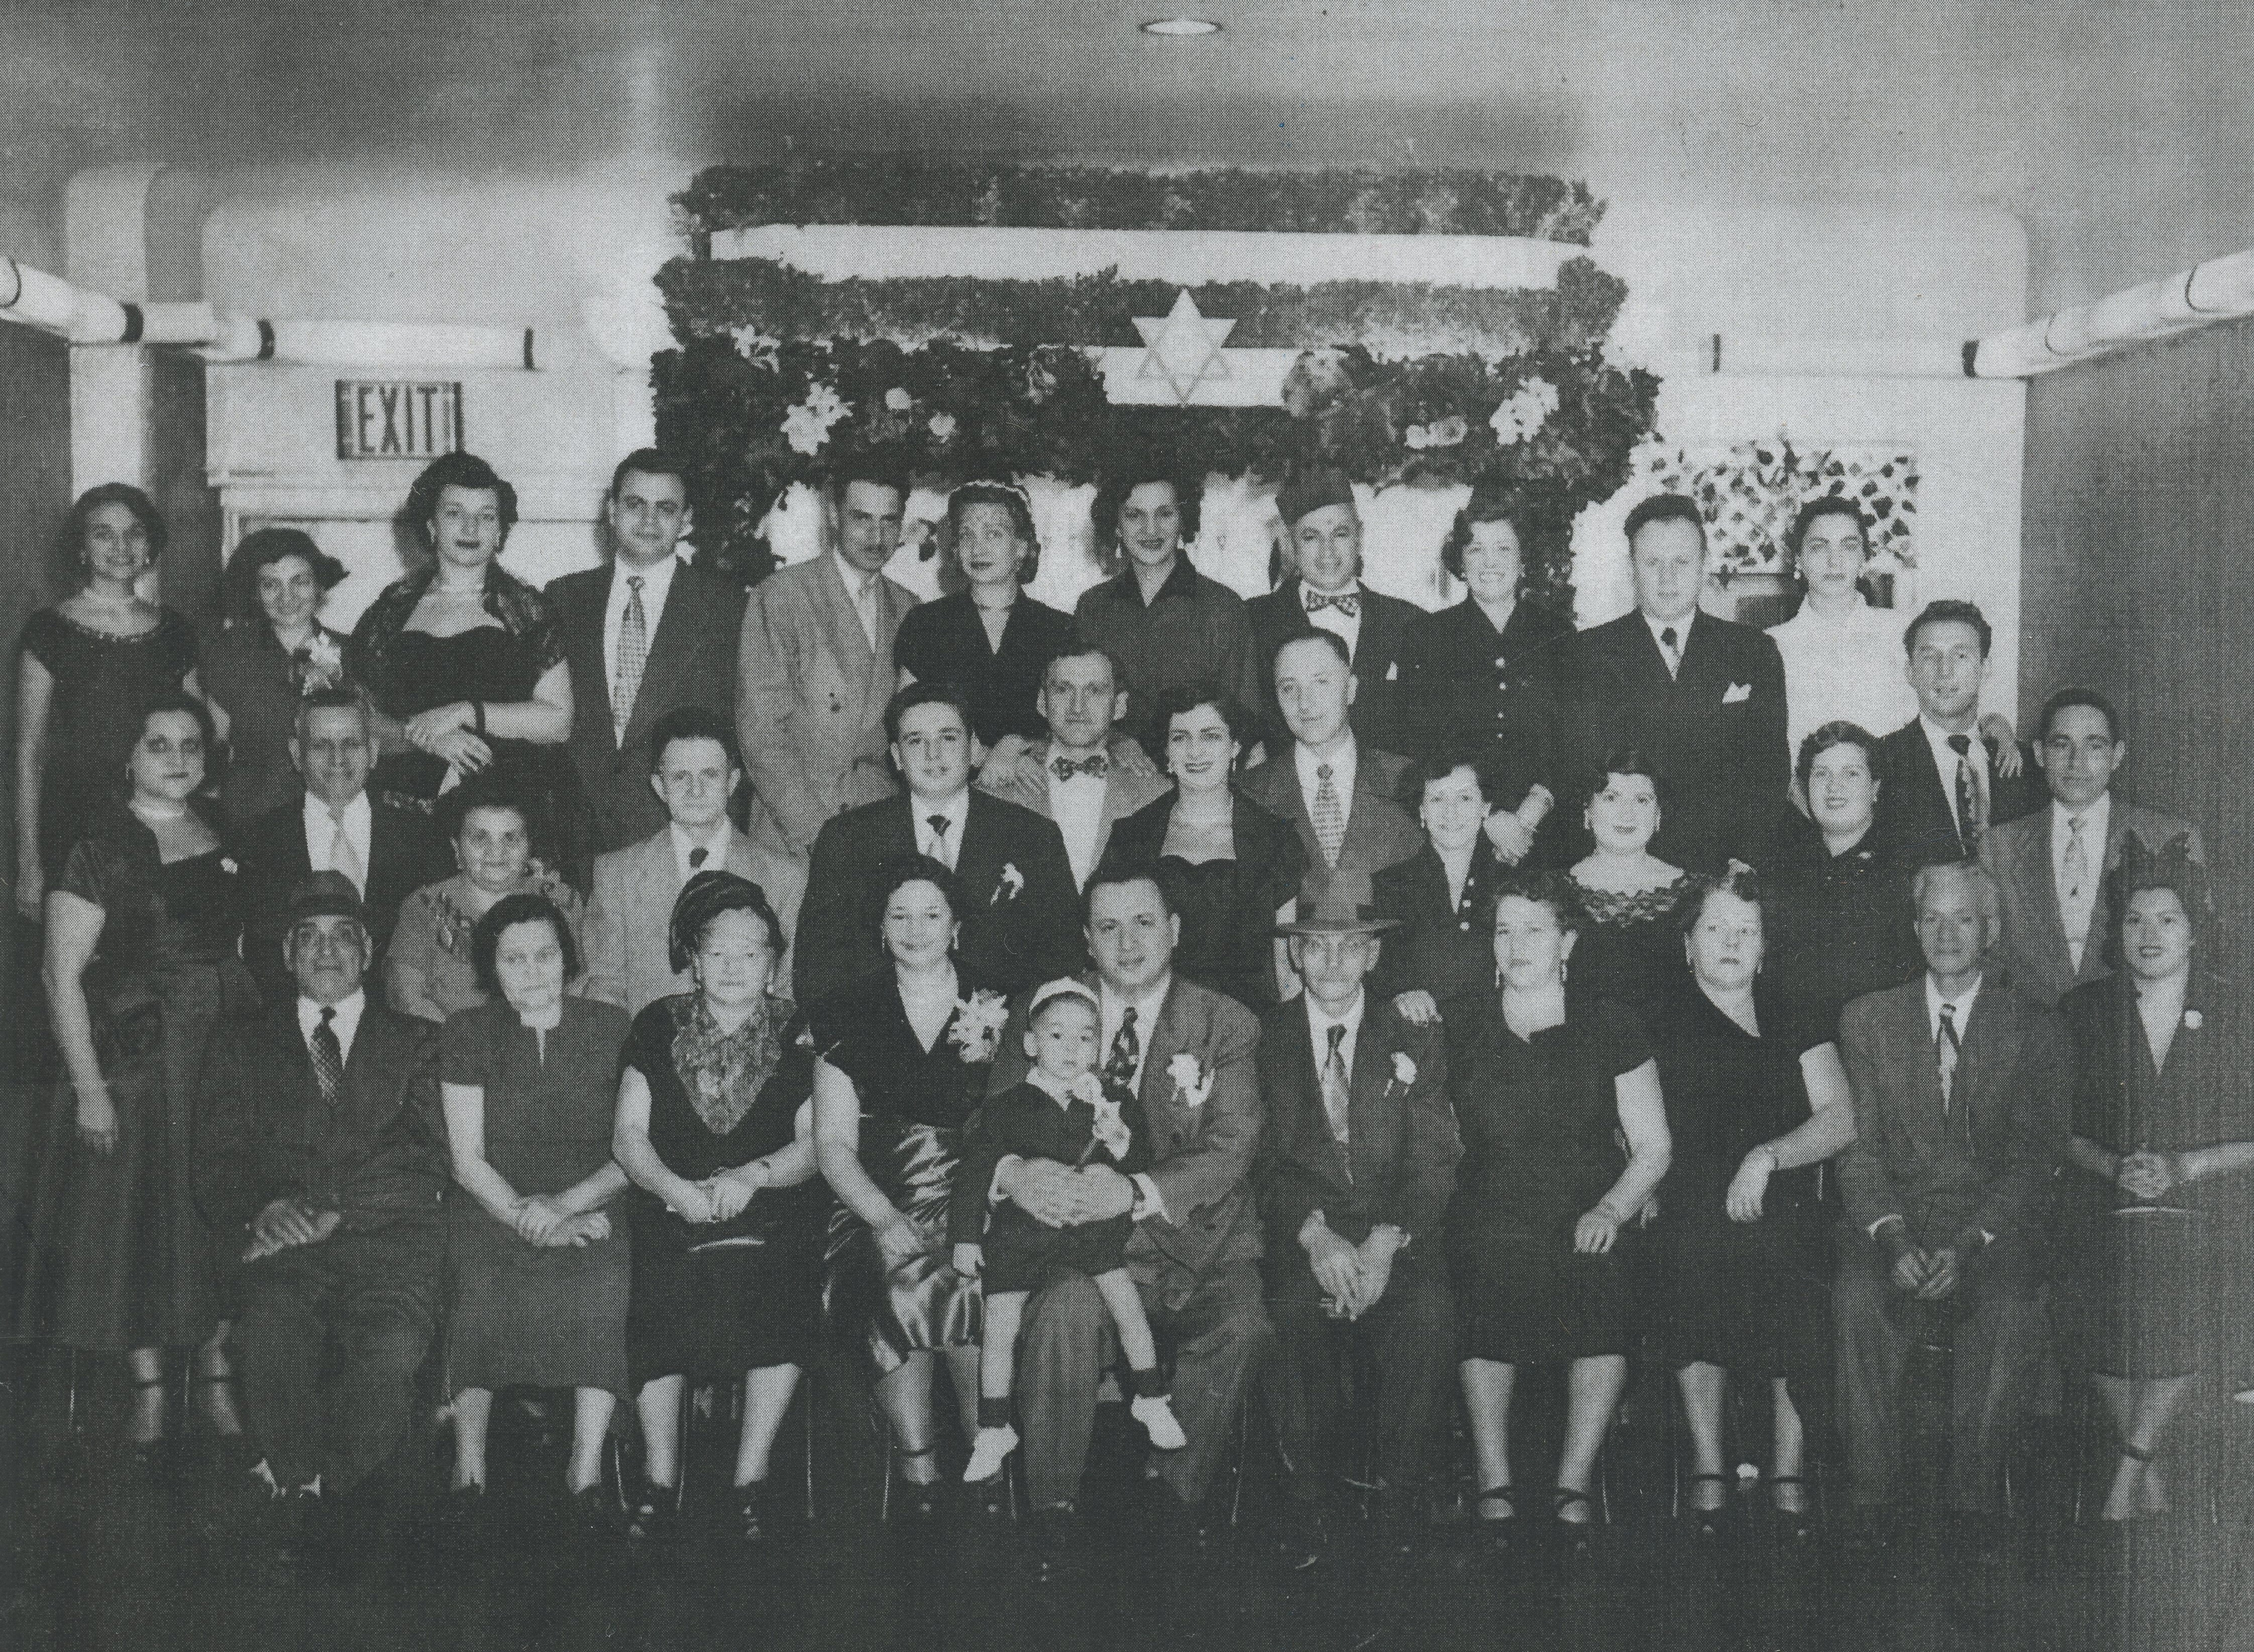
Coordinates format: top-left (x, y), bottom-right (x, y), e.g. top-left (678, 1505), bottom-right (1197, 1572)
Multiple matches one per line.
top-left (335, 380), bottom-right (464, 460)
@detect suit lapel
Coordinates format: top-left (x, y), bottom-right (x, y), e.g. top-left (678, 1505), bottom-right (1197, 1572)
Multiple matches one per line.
top-left (810, 555), bottom-right (877, 703)
top-left (1344, 1004), bottom-right (1395, 1190)
top-left (562, 579), bottom-right (617, 749)
top-left (957, 792), bottom-right (1007, 906)
top-left (620, 565), bottom-right (698, 748)
top-left (2015, 819), bottom-right (2076, 982)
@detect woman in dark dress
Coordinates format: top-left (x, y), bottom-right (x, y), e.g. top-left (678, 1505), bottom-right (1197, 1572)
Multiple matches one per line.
top-left (14, 485), bottom-right (199, 919)
top-left (346, 452), bottom-right (587, 887)
top-left (1447, 871), bottom-right (1671, 1557)
top-left (2060, 839), bottom-right (2254, 1522)
top-left (18, 694), bottom-right (256, 1457)
top-left (1398, 482), bottom-right (1571, 863)
top-left (810, 856), bottom-right (998, 1516)
top-left (198, 527), bottom-right (350, 827)
top-left (1096, 681), bottom-right (1304, 1012)
top-left (1762, 722), bottom-right (1920, 1041)
top-left (1566, 749), bottom-right (1693, 1021)
top-left (612, 872), bottom-right (824, 1543)
top-left (895, 480), bottom-right (1078, 760)
top-left (437, 895), bottom-right (630, 1530)
top-left (1371, 751), bottom-right (1516, 1018)
top-left (1645, 870), bottom-right (1855, 1539)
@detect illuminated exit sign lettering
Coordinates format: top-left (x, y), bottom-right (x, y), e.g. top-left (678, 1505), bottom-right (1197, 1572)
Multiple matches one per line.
top-left (335, 380), bottom-right (464, 460)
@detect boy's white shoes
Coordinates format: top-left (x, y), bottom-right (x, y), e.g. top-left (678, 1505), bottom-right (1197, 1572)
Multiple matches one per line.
top-left (963, 1423), bottom-right (1019, 1482)
top-left (1132, 1394), bottom-right (1187, 1451)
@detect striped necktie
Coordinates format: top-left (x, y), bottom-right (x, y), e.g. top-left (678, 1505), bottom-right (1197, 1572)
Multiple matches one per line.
top-left (613, 575), bottom-right (648, 742)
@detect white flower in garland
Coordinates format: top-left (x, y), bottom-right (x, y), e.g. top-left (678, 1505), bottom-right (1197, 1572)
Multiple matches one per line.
top-left (928, 412), bottom-right (959, 444)
top-left (885, 386), bottom-right (914, 412)
top-left (780, 382), bottom-right (850, 456)
top-left (1488, 377), bottom-right (1561, 446)
top-left (1405, 415), bottom-right (1469, 451)
top-left (730, 326), bottom-right (782, 368)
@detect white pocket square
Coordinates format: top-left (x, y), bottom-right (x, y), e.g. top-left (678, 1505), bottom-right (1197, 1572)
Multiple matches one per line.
top-left (1722, 682), bottom-right (1753, 704)
top-left (1384, 660), bottom-right (1399, 682)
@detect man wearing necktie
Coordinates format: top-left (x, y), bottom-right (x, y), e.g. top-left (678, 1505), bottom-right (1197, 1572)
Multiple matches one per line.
top-left (194, 874), bottom-right (447, 1576)
top-left (1555, 494), bottom-right (1789, 871)
top-left (1869, 600), bottom-right (2044, 870)
top-left (795, 684), bottom-right (1081, 1007)
top-left (978, 647), bottom-right (1167, 892)
top-left (1255, 873), bottom-right (1459, 1565)
top-left (1832, 861), bottom-right (2068, 1560)
top-left (1980, 687), bottom-right (2206, 1009)
top-left (1247, 470), bottom-right (1416, 757)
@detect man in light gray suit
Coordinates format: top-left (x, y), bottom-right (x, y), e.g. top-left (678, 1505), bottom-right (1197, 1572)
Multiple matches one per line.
top-left (734, 460), bottom-right (918, 862)
top-left (583, 707), bottom-right (806, 1013)
top-left (977, 646), bottom-right (1166, 891)
top-left (1980, 687), bottom-right (2205, 1009)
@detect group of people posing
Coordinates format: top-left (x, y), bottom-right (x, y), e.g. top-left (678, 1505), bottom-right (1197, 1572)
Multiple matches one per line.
top-left (11, 443), bottom-right (2243, 1586)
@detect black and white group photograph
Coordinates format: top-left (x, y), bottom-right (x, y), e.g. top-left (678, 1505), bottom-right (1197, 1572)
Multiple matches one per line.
top-left (1, 4), bottom-right (2250, 1649)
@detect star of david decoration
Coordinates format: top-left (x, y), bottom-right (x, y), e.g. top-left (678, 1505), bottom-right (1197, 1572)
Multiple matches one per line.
top-left (1132, 290), bottom-right (1237, 405)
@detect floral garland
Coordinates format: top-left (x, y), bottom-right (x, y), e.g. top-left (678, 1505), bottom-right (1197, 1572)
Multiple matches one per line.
top-left (676, 161), bottom-right (1601, 248)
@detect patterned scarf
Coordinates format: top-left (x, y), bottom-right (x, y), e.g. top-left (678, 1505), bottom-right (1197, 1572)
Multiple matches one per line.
top-left (671, 994), bottom-right (790, 1136)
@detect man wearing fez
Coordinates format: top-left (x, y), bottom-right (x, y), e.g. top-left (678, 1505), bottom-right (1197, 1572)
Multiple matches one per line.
top-left (194, 873), bottom-right (448, 1573)
top-left (1247, 470), bottom-right (1416, 759)
top-left (547, 449), bottom-right (747, 857)
top-left (734, 458), bottom-right (919, 862)
top-left (1556, 494), bottom-right (1789, 870)
top-left (977, 646), bottom-right (1168, 892)
top-left (1257, 871), bottom-right (1459, 1565)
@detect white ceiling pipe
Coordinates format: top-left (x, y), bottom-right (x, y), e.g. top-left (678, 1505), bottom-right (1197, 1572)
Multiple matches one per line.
top-left (1969, 246), bottom-right (2254, 378)
top-left (1649, 336), bottom-right (1967, 379)
top-left (2, 256), bottom-right (131, 342)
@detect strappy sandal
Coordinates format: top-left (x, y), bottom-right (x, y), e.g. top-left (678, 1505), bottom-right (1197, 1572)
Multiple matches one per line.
top-left (1551, 1489), bottom-right (1599, 1563)
top-left (1683, 1472), bottom-right (1734, 1540)
top-left (1766, 1474), bottom-right (1813, 1543)
top-left (1474, 1486), bottom-right (1518, 1552)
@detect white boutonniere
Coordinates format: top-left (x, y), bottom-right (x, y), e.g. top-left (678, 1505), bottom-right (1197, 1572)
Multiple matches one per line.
top-left (2184, 1010), bottom-right (2204, 1031)
top-left (946, 989), bottom-right (1010, 1064)
top-left (1167, 1052), bottom-right (1214, 1109)
top-left (1390, 1051), bottom-right (1418, 1088)
top-left (993, 862), bottom-right (1024, 905)
top-left (1722, 682), bottom-right (1753, 705)
top-left (1080, 1074), bottom-right (1134, 1160)
top-left (220, 856), bottom-right (239, 876)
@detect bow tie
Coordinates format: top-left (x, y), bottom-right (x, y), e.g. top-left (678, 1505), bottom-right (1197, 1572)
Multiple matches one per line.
top-left (1052, 753), bottom-right (1108, 781)
top-left (1304, 588), bottom-right (1360, 617)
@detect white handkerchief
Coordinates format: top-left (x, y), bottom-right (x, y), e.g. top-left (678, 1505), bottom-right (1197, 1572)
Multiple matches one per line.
top-left (1384, 660), bottom-right (1399, 681)
top-left (1722, 682), bottom-right (1753, 704)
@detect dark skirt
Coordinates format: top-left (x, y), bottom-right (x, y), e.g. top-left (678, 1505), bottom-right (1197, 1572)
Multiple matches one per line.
top-left (446, 1197), bottom-right (630, 1396)
top-left (1452, 1226), bottom-right (1633, 1365)
top-left (980, 1205), bottom-right (1134, 1296)
top-left (1652, 1207), bottom-right (1831, 1385)
top-left (627, 1200), bottom-right (824, 1388)
top-left (824, 1122), bottom-right (982, 1379)
top-left (2077, 1207), bottom-right (2204, 1380)
top-left (17, 964), bottom-right (240, 1351)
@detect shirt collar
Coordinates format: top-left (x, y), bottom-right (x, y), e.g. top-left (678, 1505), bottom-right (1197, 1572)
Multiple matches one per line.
top-left (914, 789), bottom-right (971, 838)
top-left (669, 818), bottom-right (731, 874)
top-left (1642, 609), bottom-right (1696, 651)
top-left (2052, 791), bottom-right (2111, 848)
top-left (303, 790), bottom-right (370, 831)
top-left (1301, 577), bottom-right (1363, 604)
top-left (1117, 555), bottom-right (1200, 608)
top-left (1306, 990), bottom-right (1367, 1041)
top-left (298, 987), bottom-right (367, 1048)
top-left (1026, 1067), bottom-right (1085, 1108)
top-left (1295, 736), bottom-right (1358, 796)
top-left (614, 553), bottom-right (682, 603)
top-left (1919, 714), bottom-right (1982, 769)
top-left (831, 550), bottom-right (879, 600)
top-left (1924, 971), bottom-right (1982, 1035)
top-left (1100, 975), bottom-right (1171, 1034)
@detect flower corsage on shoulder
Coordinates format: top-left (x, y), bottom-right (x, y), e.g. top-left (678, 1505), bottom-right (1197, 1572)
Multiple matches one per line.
top-left (1167, 1052), bottom-right (1215, 1109)
top-left (947, 989), bottom-right (1011, 1065)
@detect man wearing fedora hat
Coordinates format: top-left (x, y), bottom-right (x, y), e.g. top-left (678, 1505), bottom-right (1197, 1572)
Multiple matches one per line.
top-left (1257, 869), bottom-right (1460, 1564)
top-left (194, 872), bottom-right (448, 1575)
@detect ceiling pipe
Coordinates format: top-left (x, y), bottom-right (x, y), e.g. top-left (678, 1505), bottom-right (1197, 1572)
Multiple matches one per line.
top-left (1967, 248), bottom-right (2254, 378)
top-left (1, 256), bottom-right (538, 368)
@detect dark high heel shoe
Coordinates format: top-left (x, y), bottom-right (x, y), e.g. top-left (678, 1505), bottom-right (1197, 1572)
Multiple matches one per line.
top-left (1473, 1487), bottom-right (1518, 1555)
top-left (1551, 1489), bottom-right (1600, 1567)
top-left (1765, 1474), bottom-right (1814, 1544)
top-left (1682, 1472), bottom-right (1734, 1541)
top-left (125, 1375), bottom-right (169, 1477)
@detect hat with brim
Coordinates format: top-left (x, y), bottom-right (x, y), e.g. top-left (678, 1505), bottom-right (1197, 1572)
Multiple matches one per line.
top-left (283, 870), bottom-right (366, 928)
top-left (1275, 868), bottom-right (1401, 937)
top-left (1275, 468), bottom-right (1358, 528)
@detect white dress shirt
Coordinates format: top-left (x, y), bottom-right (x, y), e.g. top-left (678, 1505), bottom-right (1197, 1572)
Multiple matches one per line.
top-left (669, 818), bottom-right (732, 886)
top-left (913, 790), bottom-right (971, 870)
top-left (1293, 737), bottom-right (1359, 825)
top-left (602, 553), bottom-right (684, 691)
top-left (1923, 970), bottom-right (1984, 1043)
top-left (1305, 989), bottom-right (1367, 1086)
top-left (297, 987), bottom-right (368, 1066)
top-left (834, 551), bottom-right (881, 650)
top-left (2051, 792), bottom-right (2112, 970)
top-left (1642, 609), bottom-right (1697, 677)
top-left (1767, 595), bottom-right (1920, 757)
top-left (1301, 580), bottom-right (1364, 659)
top-left (1045, 757), bottom-right (1108, 890)
top-left (1917, 715), bottom-right (1990, 837)
top-left (302, 792), bottom-right (374, 894)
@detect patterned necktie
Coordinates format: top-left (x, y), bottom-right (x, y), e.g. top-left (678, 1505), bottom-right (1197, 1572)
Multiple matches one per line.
top-left (1322, 1022), bottom-right (1352, 1157)
top-left (1304, 588), bottom-right (1361, 617)
top-left (688, 845), bottom-right (709, 871)
top-left (309, 1007), bottom-right (345, 1105)
top-left (613, 575), bottom-right (648, 742)
top-left (1312, 763), bottom-right (1347, 867)
top-left (852, 575), bottom-right (880, 651)
top-left (1106, 1007), bottom-right (1140, 1093)
top-left (1659, 625), bottom-right (1682, 680)
top-left (2061, 814), bottom-right (2093, 964)
top-left (1051, 753), bottom-right (1108, 782)
top-left (1947, 735), bottom-right (1986, 850)
top-left (327, 807), bottom-right (365, 894)
top-left (1936, 1002), bottom-right (1961, 1113)
top-left (924, 812), bottom-right (953, 868)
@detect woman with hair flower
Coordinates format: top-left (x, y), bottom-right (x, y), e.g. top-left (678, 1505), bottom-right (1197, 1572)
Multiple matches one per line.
top-left (198, 527), bottom-right (352, 827)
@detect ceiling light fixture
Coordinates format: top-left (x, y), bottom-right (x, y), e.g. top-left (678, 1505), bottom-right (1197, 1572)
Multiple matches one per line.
top-left (1140, 18), bottom-right (1223, 36)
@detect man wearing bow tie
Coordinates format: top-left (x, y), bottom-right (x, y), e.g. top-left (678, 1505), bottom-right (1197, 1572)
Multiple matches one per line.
top-left (978, 647), bottom-right (1167, 891)
top-left (1556, 494), bottom-right (1789, 870)
top-left (1248, 470), bottom-right (1416, 758)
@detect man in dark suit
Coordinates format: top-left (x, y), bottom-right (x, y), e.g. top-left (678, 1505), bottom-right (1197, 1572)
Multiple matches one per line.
top-left (235, 689), bottom-right (450, 1010)
top-left (1833, 861), bottom-right (2068, 1551)
top-left (795, 683), bottom-right (1082, 1006)
top-left (546, 449), bottom-right (747, 857)
top-left (976, 646), bottom-right (1167, 891)
top-left (1247, 470), bottom-right (1416, 757)
top-left (193, 874), bottom-right (447, 1572)
top-left (1556, 494), bottom-right (1788, 869)
top-left (1258, 873), bottom-right (1459, 1562)
top-left (985, 869), bottom-right (1271, 1577)
top-left (1240, 632), bottom-right (1422, 907)
top-left (1870, 599), bottom-right (2044, 869)
top-left (1980, 686), bottom-right (2206, 1008)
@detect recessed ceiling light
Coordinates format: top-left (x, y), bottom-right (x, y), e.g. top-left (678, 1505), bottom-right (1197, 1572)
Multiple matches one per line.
top-left (1140, 18), bottom-right (1223, 36)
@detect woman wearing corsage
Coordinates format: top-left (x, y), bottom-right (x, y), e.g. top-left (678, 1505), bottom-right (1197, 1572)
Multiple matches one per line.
top-left (810, 855), bottom-right (1007, 1517)
top-left (198, 526), bottom-right (353, 827)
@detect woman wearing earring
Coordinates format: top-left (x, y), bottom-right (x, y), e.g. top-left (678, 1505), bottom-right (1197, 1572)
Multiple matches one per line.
top-left (895, 480), bottom-right (1078, 759)
top-left (18, 693), bottom-right (257, 1462)
top-left (346, 452), bottom-right (587, 887)
top-left (197, 527), bottom-right (351, 828)
top-left (1372, 751), bottom-right (1514, 1019)
top-left (1565, 749), bottom-right (1693, 1022)
top-left (15, 486), bottom-right (200, 920)
top-left (1095, 681), bottom-right (1304, 1011)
